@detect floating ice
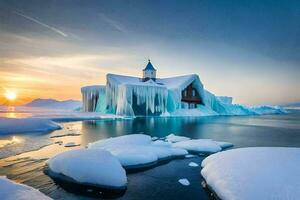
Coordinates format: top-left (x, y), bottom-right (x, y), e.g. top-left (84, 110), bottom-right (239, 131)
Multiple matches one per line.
top-left (185, 154), bottom-right (197, 158)
top-left (172, 139), bottom-right (222, 154)
top-left (201, 147), bottom-right (300, 200)
top-left (178, 178), bottom-right (190, 186)
top-left (88, 134), bottom-right (188, 169)
top-left (166, 134), bottom-right (190, 143)
top-left (216, 141), bottom-right (234, 149)
top-left (0, 176), bottom-right (52, 200)
top-left (47, 149), bottom-right (127, 189)
top-left (188, 162), bottom-right (199, 167)
top-left (64, 142), bottom-right (80, 147)
top-left (0, 118), bottom-right (60, 135)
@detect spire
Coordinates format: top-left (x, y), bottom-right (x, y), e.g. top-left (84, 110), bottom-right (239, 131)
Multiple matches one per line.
top-left (143, 59), bottom-right (156, 71)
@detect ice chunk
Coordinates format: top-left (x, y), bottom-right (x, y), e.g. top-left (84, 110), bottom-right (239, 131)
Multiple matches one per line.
top-left (0, 118), bottom-right (60, 135)
top-left (185, 154), bottom-right (197, 158)
top-left (201, 147), bottom-right (300, 200)
top-left (46, 149), bottom-right (127, 189)
top-left (64, 142), bottom-right (80, 147)
top-left (216, 141), bottom-right (234, 149)
top-left (0, 176), bottom-right (52, 200)
top-left (178, 178), bottom-right (190, 186)
top-left (88, 134), bottom-right (188, 169)
top-left (172, 139), bottom-right (222, 154)
top-left (188, 162), bottom-right (199, 167)
top-left (166, 134), bottom-right (190, 143)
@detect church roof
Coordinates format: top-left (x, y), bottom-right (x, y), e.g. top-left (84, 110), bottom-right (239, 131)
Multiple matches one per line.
top-left (143, 60), bottom-right (156, 71)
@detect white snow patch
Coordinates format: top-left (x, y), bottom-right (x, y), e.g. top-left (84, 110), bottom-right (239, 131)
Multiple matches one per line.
top-left (188, 162), bottom-right (199, 167)
top-left (178, 178), bottom-right (190, 186)
top-left (88, 134), bottom-right (188, 168)
top-left (0, 118), bottom-right (60, 135)
top-left (0, 176), bottom-right (52, 200)
top-left (47, 149), bottom-right (127, 188)
top-left (201, 147), bottom-right (300, 200)
top-left (216, 141), bottom-right (234, 149)
top-left (172, 139), bottom-right (222, 154)
top-left (166, 134), bottom-right (190, 143)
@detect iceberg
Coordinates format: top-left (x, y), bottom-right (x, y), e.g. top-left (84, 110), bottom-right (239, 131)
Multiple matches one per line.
top-left (201, 147), bottom-right (300, 200)
top-left (0, 176), bottom-right (52, 200)
top-left (81, 61), bottom-right (285, 117)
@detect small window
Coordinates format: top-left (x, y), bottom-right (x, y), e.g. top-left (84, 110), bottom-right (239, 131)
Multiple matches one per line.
top-left (184, 90), bottom-right (187, 97)
top-left (192, 89), bottom-right (196, 97)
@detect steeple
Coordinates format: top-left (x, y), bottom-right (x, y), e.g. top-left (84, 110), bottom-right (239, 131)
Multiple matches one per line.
top-left (142, 59), bottom-right (157, 81)
top-left (143, 59), bottom-right (156, 71)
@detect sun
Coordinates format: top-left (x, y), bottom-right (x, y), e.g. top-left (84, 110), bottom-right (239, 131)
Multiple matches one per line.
top-left (4, 90), bottom-right (17, 101)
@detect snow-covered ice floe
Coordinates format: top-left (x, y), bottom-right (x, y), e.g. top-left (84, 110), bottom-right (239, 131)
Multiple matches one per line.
top-left (88, 134), bottom-right (233, 169)
top-left (0, 118), bottom-right (61, 135)
top-left (88, 134), bottom-right (188, 169)
top-left (46, 149), bottom-right (127, 189)
top-left (172, 139), bottom-right (223, 154)
top-left (178, 178), bottom-right (190, 186)
top-left (0, 176), bottom-right (52, 200)
top-left (201, 147), bottom-right (300, 200)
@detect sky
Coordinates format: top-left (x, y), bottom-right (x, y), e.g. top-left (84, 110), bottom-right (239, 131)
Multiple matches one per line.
top-left (0, 0), bottom-right (299, 106)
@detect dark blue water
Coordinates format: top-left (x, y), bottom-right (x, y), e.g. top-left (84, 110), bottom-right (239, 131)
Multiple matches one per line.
top-left (0, 110), bottom-right (299, 200)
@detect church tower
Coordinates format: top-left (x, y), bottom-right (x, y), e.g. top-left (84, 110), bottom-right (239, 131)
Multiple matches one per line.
top-left (142, 59), bottom-right (156, 81)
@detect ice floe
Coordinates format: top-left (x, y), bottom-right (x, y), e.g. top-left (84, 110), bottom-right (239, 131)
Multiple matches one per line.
top-left (201, 147), bottom-right (300, 200)
top-left (178, 178), bottom-right (190, 186)
top-left (0, 118), bottom-right (61, 135)
top-left (0, 176), bottom-right (52, 200)
top-left (165, 133), bottom-right (190, 143)
top-left (46, 149), bottom-right (127, 189)
top-left (88, 134), bottom-right (188, 169)
top-left (172, 139), bottom-right (222, 154)
top-left (188, 162), bottom-right (199, 167)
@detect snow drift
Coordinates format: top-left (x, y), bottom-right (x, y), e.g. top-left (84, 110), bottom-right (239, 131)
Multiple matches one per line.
top-left (0, 118), bottom-right (61, 135)
top-left (0, 176), bottom-right (52, 200)
top-left (201, 147), bottom-right (300, 200)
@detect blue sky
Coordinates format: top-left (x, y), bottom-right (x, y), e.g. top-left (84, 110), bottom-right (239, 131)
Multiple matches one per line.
top-left (0, 0), bottom-right (299, 105)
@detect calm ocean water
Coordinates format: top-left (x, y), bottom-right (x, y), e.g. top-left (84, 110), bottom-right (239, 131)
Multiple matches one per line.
top-left (0, 109), bottom-right (299, 199)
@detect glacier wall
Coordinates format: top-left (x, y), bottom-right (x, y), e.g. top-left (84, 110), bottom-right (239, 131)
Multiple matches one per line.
top-left (81, 85), bottom-right (106, 112)
top-left (106, 75), bottom-right (168, 116)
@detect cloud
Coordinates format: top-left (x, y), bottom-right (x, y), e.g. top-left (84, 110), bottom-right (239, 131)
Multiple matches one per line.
top-left (99, 13), bottom-right (126, 33)
top-left (13, 11), bottom-right (68, 37)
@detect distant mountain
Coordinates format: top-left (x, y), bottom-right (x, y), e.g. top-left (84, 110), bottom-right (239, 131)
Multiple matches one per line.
top-left (24, 98), bottom-right (82, 110)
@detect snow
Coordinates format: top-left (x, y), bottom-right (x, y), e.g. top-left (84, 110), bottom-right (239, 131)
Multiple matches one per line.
top-left (0, 118), bottom-right (61, 135)
top-left (47, 149), bottom-right (127, 189)
top-left (217, 141), bottom-right (234, 149)
top-left (166, 133), bottom-right (190, 143)
top-left (88, 134), bottom-right (188, 169)
top-left (201, 147), bottom-right (300, 200)
top-left (178, 178), bottom-right (190, 186)
top-left (172, 139), bottom-right (222, 154)
top-left (0, 176), bottom-right (52, 200)
top-left (188, 162), bottom-right (199, 167)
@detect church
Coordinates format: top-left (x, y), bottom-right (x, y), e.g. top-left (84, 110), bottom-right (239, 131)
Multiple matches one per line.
top-left (81, 60), bottom-right (241, 117)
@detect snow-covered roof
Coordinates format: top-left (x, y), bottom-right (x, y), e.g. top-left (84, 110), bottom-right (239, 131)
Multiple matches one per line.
top-left (81, 85), bottom-right (105, 92)
top-left (143, 60), bottom-right (156, 71)
top-left (107, 74), bottom-right (165, 87)
top-left (107, 73), bottom-right (201, 90)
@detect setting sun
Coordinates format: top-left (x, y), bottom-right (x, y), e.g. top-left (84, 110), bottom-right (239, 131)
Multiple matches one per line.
top-left (4, 90), bottom-right (17, 101)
